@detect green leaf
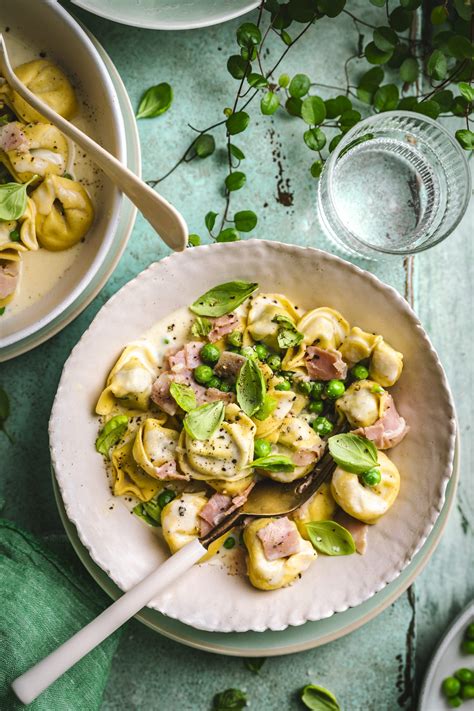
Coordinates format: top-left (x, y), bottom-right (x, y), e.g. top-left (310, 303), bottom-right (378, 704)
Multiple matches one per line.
top-left (216, 228), bottom-right (241, 243)
top-left (170, 382), bottom-right (197, 413)
top-left (369, 0), bottom-right (385, 6)
top-left (213, 688), bottom-right (247, 710)
top-left (133, 502), bottom-right (160, 527)
top-left (247, 72), bottom-right (268, 88)
top-left (281, 29), bottom-right (292, 45)
top-left (389, 7), bottom-right (413, 31)
top-left (339, 109), bottom-right (361, 132)
top-left (194, 134), bottom-right (215, 158)
top-left (95, 415), bottom-right (129, 457)
top-left (328, 432), bottom-right (378, 473)
top-left (317, 0), bottom-right (346, 17)
top-left (398, 96), bottom-right (418, 110)
top-left (142, 497), bottom-right (163, 524)
top-left (304, 127), bottom-right (326, 151)
top-left (431, 4), bottom-right (449, 24)
top-left (310, 160), bottom-right (324, 178)
top-left (278, 73), bottom-right (291, 88)
top-left (373, 26), bottom-right (399, 52)
top-left (286, 97), bottom-right (303, 116)
top-left (190, 316), bottom-right (212, 337)
top-left (454, 0), bottom-right (472, 21)
top-left (0, 179), bottom-right (34, 220)
top-left (230, 144), bottom-right (245, 161)
top-left (205, 211), bottom-right (218, 233)
top-left (301, 684), bottom-right (340, 710)
top-left (432, 89), bottom-right (454, 112)
top-left (447, 35), bottom-right (474, 59)
top-left (452, 95), bottom-right (470, 117)
top-left (301, 96), bottom-right (326, 125)
top-left (338, 133), bottom-right (374, 159)
top-left (427, 49), bottom-right (448, 80)
top-left (253, 394), bottom-right (277, 421)
top-left (249, 454), bottom-right (295, 472)
top-left (456, 129), bottom-right (474, 150)
top-left (236, 22), bottom-right (262, 47)
top-left (324, 95), bottom-right (351, 118)
top-left (306, 520), bottom-right (356, 556)
top-left (183, 401), bottom-right (225, 441)
top-left (244, 657), bottom-right (266, 674)
top-left (188, 234), bottom-right (201, 247)
top-left (416, 100), bottom-right (441, 119)
top-left (458, 82), bottom-right (474, 102)
top-left (329, 134), bottom-right (343, 152)
top-left (272, 314), bottom-right (304, 348)
top-left (289, 73), bottom-right (311, 98)
top-left (365, 41), bottom-right (393, 65)
top-left (374, 84), bottom-right (399, 111)
top-left (261, 91), bottom-right (280, 115)
top-left (227, 55), bottom-right (249, 80)
top-left (357, 67), bottom-right (384, 103)
top-left (190, 281), bottom-right (258, 317)
top-left (136, 83), bottom-right (173, 119)
top-left (226, 111), bottom-right (250, 135)
top-left (400, 0), bottom-right (421, 9)
top-left (400, 57), bottom-right (419, 83)
top-left (234, 210), bottom-right (258, 232)
top-left (236, 357), bottom-right (266, 416)
top-left (225, 172), bottom-right (246, 192)
top-left (289, 0), bottom-right (318, 22)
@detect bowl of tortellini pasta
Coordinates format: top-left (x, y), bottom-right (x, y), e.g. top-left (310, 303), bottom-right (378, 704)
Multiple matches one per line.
top-left (0, 0), bottom-right (128, 358)
top-left (50, 240), bottom-right (456, 632)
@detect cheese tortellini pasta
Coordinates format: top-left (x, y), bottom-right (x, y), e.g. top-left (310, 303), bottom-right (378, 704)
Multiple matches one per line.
top-left (369, 340), bottom-right (404, 387)
top-left (7, 59), bottom-right (77, 123)
top-left (1, 122), bottom-right (69, 183)
top-left (291, 483), bottom-right (337, 539)
top-left (111, 437), bottom-right (161, 502)
top-left (161, 492), bottom-right (227, 561)
top-left (247, 293), bottom-right (300, 350)
top-left (284, 307), bottom-right (349, 368)
top-left (336, 380), bottom-right (388, 429)
top-left (96, 340), bottom-right (158, 415)
top-left (132, 418), bottom-right (179, 479)
top-left (260, 415), bottom-right (324, 483)
top-left (339, 326), bottom-right (382, 365)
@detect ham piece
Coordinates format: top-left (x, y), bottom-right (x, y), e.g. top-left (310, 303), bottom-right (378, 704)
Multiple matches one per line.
top-left (168, 341), bottom-right (202, 373)
top-left (199, 483), bottom-right (255, 536)
top-left (0, 260), bottom-right (20, 300)
top-left (214, 351), bottom-right (246, 381)
top-left (204, 387), bottom-right (235, 404)
top-left (305, 346), bottom-right (348, 381)
top-left (335, 510), bottom-right (368, 555)
top-left (292, 442), bottom-right (325, 467)
top-left (151, 371), bottom-right (234, 415)
top-left (0, 123), bottom-right (27, 152)
top-left (352, 394), bottom-right (409, 449)
top-left (153, 460), bottom-right (189, 481)
top-left (208, 313), bottom-right (239, 343)
top-left (257, 517), bottom-right (301, 561)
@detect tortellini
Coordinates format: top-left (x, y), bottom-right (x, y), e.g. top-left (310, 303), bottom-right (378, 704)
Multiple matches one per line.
top-left (292, 483), bottom-right (337, 539)
top-left (96, 340), bottom-right (158, 415)
top-left (111, 437), bottom-right (161, 502)
top-left (0, 244), bottom-right (23, 308)
top-left (247, 293), bottom-right (300, 350)
top-left (7, 59), bottom-right (77, 123)
top-left (284, 307), bottom-right (349, 369)
top-left (243, 518), bottom-right (316, 590)
top-left (339, 326), bottom-right (382, 365)
top-left (1, 122), bottom-right (69, 182)
top-left (132, 418), bottom-right (179, 479)
top-left (336, 380), bottom-right (388, 429)
top-left (31, 174), bottom-right (94, 250)
top-left (331, 451), bottom-right (400, 524)
top-left (369, 340), bottom-right (404, 387)
top-left (18, 198), bottom-right (39, 250)
top-left (260, 415), bottom-right (323, 483)
top-left (161, 492), bottom-right (228, 561)
top-left (208, 474), bottom-right (255, 497)
top-left (178, 404), bottom-right (256, 481)
top-left (253, 389), bottom-right (296, 442)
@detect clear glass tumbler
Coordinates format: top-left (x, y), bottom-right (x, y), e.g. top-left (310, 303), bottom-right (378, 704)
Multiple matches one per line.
top-left (318, 111), bottom-right (471, 258)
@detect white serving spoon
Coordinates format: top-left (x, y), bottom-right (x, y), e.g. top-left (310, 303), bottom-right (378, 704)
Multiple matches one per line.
top-left (0, 34), bottom-right (188, 251)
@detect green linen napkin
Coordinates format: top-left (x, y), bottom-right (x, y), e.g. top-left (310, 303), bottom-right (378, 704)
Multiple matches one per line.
top-left (0, 519), bottom-right (122, 710)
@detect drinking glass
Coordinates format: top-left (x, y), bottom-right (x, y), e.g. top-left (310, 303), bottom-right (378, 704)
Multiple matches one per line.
top-left (318, 111), bottom-right (471, 258)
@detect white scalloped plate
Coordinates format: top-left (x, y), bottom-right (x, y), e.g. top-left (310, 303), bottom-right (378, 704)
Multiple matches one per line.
top-left (50, 240), bottom-right (456, 633)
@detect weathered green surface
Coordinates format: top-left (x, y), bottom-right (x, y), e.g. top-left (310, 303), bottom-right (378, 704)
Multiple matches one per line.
top-left (0, 3), bottom-right (472, 709)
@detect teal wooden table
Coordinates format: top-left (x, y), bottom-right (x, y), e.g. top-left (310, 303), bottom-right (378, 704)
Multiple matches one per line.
top-left (1, 3), bottom-right (473, 709)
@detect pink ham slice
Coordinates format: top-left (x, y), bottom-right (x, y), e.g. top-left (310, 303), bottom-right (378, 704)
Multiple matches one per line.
top-left (199, 483), bottom-right (255, 536)
top-left (153, 460), bottom-right (188, 481)
top-left (168, 341), bottom-right (202, 373)
top-left (0, 260), bottom-right (20, 300)
top-left (208, 313), bottom-right (239, 343)
top-left (203, 387), bottom-right (235, 404)
top-left (352, 394), bottom-right (409, 449)
top-left (214, 351), bottom-right (246, 381)
top-left (257, 517), bottom-right (301, 561)
top-left (150, 371), bottom-right (205, 415)
top-left (292, 442), bottom-right (325, 467)
top-left (305, 346), bottom-right (348, 381)
top-left (335, 510), bottom-right (369, 555)
top-left (0, 123), bottom-right (27, 152)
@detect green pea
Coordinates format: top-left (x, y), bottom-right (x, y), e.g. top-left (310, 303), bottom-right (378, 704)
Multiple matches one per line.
top-left (200, 343), bottom-right (220, 365)
top-left (194, 364), bottom-right (214, 385)
top-left (158, 490), bottom-right (176, 508)
top-left (207, 376), bottom-right (222, 389)
top-left (312, 416), bottom-right (333, 436)
top-left (310, 381), bottom-right (324, 400)
top-left (443, 677), bottom-right (462, 698)
top-left (275, 380), bottom-right (291, 391)
top-left (351, 364), bottom-right (369, 380)
top-left (462, 640), bottom-right (474, 654)
top-left (223, 536), bottom-right (236, 549)
top-left (227, 330), bottom-right (243, 348)
top-left (466, 623), bottom-right (474, 640)
top-left (219, 381), bottom-right (231, 392)
top-left (462, 685), bottom-right (474, 700)
top-left (297, 380), bottom-right (312, 395)
top-left (254, 438), bottom-right (272, 458)
top-left (447, 696), bottom-right (463, 708)
top-left (308, 400), bottom-right (324, 414)
top-left (361, 468), bottom-right (381, 487)
top-left (267, 354), bottom-right (282, 371)
top-left (241, 345), bottom-right (258, 360)
top-left (455, 669), bottom-right (474, 684)
top-left (325, 379), bottom-right (346, 399)
top-left (255, 343), bottom-right (269, 361)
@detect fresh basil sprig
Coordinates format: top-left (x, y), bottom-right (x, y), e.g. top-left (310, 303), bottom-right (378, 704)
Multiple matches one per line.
top-left (301, 684), bottom-right (340, 711)
top-left (183, 401), bottom-right (225, 440)
top-left (272, 314), bottom-right (303, 349)
top-left (213, 688), bottom-right (247, 710)
top-left (236, 357), bottom-right (265, 416)
top-left (190, 316), bottom-right (212, 338)
top-left (244, 657), bottom-right (266, 674)
top-left (95, 415), bottom-right (129, 457)
top-left (328, 433), bottom-right (378, 474)
top-left (133, 499), bottom-right (161, 527)
top-left (136, 83), bottom-right (173, 119)
top-left (247, 453), bottom-right (295, 472)
top-left (169, 382), bottom-right (196, 413)
top-left (190, 281), bottom-right (258, 317)
top-left (0, 175), bottom-right (37, 221)
top-left (305, 521), bottom-right (356, 556)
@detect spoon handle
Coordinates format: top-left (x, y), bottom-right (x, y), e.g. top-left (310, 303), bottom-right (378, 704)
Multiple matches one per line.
top-left (11, 538), bottom-right (206, 705)
top-left (0, 35), bottom-right (188, 251)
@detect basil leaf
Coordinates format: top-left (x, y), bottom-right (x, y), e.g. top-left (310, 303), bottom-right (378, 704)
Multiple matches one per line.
top-left (328, 433), bottom-right (378, 474)
top-left (0, 176), bottom-right (36, 221)
top-left (183, 401), bottom-right (225, 440)
top-left (272, 314), bottom-right (303, 349)
top-left (133, 502), bottom-right (160, 527)
top-left (95, 415), bottom-right (129, 457)
top-left (306, 521), bottom-right (356, 556)
top-left (213, 688), bottom-right (247, 710)
top-left (244, 657), bottom-right (266, 674)
top-left (248, 454), bottom-right (295, 472)
top-left (170, 382), bottom-right (196, 413)
top-left (253, 394), bottom-right (277, 421)
top-left (136, 83), bottom-right (173, 119)
top-left (236, 358), bottom-right (265, 416)
top-left (190, 281), bottom-right (258, 317)
top-left (301, 684), bottom-right (340, 711)
top-left (190, 316), bottom-right (212, 338)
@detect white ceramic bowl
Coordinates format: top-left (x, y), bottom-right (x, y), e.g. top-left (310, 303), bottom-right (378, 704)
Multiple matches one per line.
top-left (50, 240), bottom-right (456, 632)
top-left (0, 0), bottom-right (126, 354)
